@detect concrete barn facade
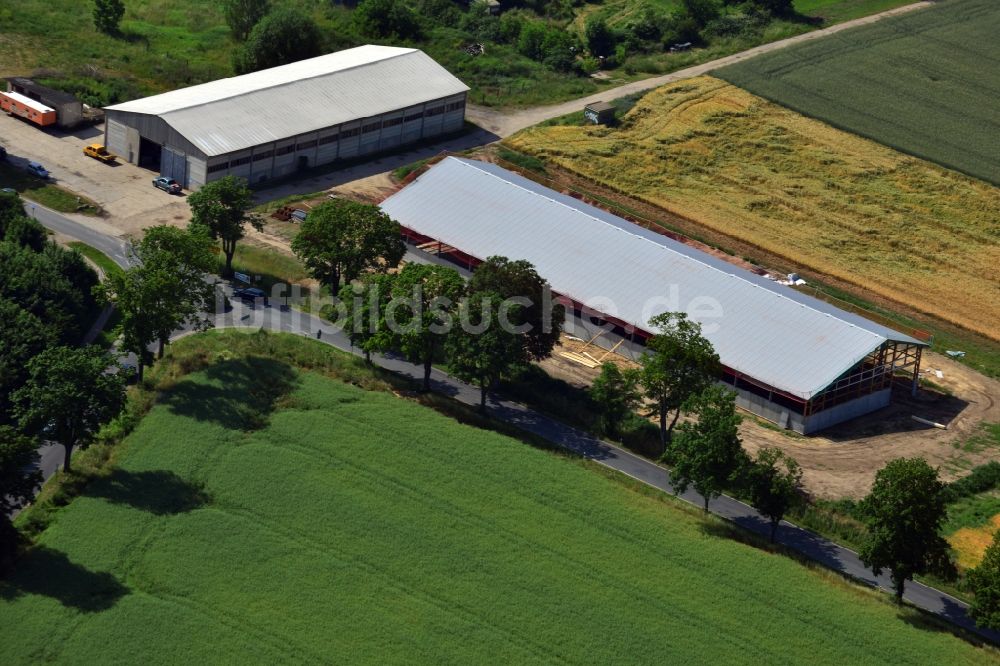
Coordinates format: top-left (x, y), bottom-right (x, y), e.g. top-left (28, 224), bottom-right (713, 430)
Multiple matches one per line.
top-left (103, 46), bottom-right (468, 190)
top-left (380, 157), bottom-right (928, 434)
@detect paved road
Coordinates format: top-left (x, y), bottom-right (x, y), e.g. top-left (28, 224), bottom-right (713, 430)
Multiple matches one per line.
top-left (466, 1), bottom-right (934, 137)
top-left (33, 204), bottom-right (1000, 646)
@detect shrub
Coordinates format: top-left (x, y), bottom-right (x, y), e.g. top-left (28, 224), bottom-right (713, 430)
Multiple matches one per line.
top-left (355, 0), bottom-right (423, 40)
top-left (943, 462), bottom-right (1000, 503)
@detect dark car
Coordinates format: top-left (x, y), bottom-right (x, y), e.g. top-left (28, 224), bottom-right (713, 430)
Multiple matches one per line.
top-left (290, 208), bottom-right (308, 223)
top-left (152, 176), bottom-right (181, 194)
top-left (233, 287), bottom-right (267, 305)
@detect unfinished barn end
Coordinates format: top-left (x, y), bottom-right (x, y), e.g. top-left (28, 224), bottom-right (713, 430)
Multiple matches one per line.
top-left (380, 157), bottom-right (928, 434)
top-left (102, 45), bottom-right (468, 190)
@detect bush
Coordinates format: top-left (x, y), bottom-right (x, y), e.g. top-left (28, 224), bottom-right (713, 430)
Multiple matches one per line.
top-left (585, 16), bottom-right (616, 58)
top-left (619, 414), bottom-right (662, 459)
top-left (355, 0), bottom-right (423, 40)
top-left (232, 8), bottom-right (323, 74)
top-left (461, 6), bottom-right (501, 42)
top-left (943, 462), bottom-right (1000, 503)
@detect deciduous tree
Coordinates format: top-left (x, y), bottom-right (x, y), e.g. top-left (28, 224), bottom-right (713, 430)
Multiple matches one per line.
top-left (589, 362), bottom-right (642, 437)
top-left (667, 385), bottom-right (746, 512)
top-left (187, 176), bottom-right (261, 278)
top-left (969, 531), bottom-right (1000, 630)
top-left (585, 17), bottom-right (616, 57)
top-left (291, 200), bottom-right (405, 292)
top-left (467, 256), bottom-right (563, 361)
top-left (93, 0), bottom-right (125, 35)
top-left (0, 298), bottom-right (55, 425)
top-left (386, 264), bottom-right (465, 391)
top-left (98, 264), bottom-right (160, 381)
top-left (0, 426), bottom-right (40, 574)
top-left (13, 346), bottom-right (125, 473)
top-left (232, 8), bottom-right (323, 74)
top-left (338, 274), bottom-right (394, 363)
top-left (858, 457), bottom-right (956, 603)
top-left (639, 312), bottom-right (720, 450)
top-left (223, 0), bottom-right (271, 41)
top-left (136, 226), bottom-right (217, 358)
top-left (446, 292), bottom-right (526, 410)
top-left (355, 0), bottom-right (423, 40)
top-left (746, 447), bottom-right (803, 542)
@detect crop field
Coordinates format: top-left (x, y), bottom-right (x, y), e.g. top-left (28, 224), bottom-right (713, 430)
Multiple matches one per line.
top-left (1, 330), bottom-right (993, 663)
top-left (505, 76), bottom-right (1000, 340)
top-left (716, 0), bottom-right (1000, 185)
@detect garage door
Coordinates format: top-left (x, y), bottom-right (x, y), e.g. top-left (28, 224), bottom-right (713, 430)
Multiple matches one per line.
top-left (160, 147), bottom-right (188, 187)
top-left (106, 120), bottom-right (128, 159)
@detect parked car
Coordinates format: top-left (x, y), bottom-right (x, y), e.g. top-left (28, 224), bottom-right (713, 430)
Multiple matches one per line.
top-left (152, 176), bottom-right (181, 194)
top-left (233, 287), bottom-right (267, 305)
top-left (84, 144), bottom-right (117, 163)
top-left (290, 208), bottom-right (308, 222)
top-left (26, 161), bottom-right (49, 179)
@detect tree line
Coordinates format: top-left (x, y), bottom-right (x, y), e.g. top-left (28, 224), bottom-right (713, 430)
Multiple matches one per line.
top-left (0, 191), bottom-right (127, 572)
top-left (289, 194), bottom-right (565, 407)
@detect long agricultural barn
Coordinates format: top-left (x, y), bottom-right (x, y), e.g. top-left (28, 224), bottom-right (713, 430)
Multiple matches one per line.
top-left (103, 45), bottom-right (468, 190)
top-left (381, 157), bottom-right (928, 434)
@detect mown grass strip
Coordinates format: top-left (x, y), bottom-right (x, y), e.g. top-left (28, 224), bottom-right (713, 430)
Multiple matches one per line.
top-left (0, 163), bottom-right (101, 216)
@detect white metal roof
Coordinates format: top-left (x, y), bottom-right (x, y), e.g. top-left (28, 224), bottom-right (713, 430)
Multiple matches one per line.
top-left (105, 45), bottom-right (469, 157)
top-left (2, 91), bottom-right (54, 114)
top-left (380, 157), bottom-right (925, 400)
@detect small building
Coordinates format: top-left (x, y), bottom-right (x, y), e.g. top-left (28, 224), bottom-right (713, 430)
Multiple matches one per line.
top-left (0, 91), bottom-right (57, 127)
top-left (5, 78), bottom-right (83, 128)
top-left (380, 157), bottom-right (928, 434)
top-left (584, 101), bottom-right (615, 125)
top-left (103, 45), bottom-right (469, 191)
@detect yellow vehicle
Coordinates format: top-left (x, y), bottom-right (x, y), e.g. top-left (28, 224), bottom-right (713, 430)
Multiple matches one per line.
top-left (83, 144), bottom-right (116, 163)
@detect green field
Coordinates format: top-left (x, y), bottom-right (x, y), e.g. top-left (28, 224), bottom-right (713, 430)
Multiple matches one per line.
top-left (716, 0), bottom-right (1000, 184)
top-left (0, 331), bottom-right (994, 663)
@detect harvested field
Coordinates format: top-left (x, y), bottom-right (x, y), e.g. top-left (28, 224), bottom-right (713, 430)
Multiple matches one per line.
top-left (716, 0), bottom-right (1000, 185)
top-left (505, 76), bottom-right (1000, 341)
top-left (950, 514), bottom-right (1000, 571)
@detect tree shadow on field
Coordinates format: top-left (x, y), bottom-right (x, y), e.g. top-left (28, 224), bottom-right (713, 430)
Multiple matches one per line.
top-left (84, 469), bottom-right (211, 515)
top-left (0, 547), bottom-right (128, 612)
top-left (898, 595), bottom-right (1000, 646)
top-left (161, 357), bottom-right (299, 431)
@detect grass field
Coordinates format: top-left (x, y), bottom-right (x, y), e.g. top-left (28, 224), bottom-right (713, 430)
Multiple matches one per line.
top-left (505, 75), bottom-right (1000, 341)
top-left (716, 0), bottom-right (1000, 185)
top-left (1, 330), bottom-right (994, 663)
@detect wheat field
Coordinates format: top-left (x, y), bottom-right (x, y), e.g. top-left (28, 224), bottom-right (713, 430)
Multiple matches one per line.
top-left (506, 76), bottom-right (1000, 340)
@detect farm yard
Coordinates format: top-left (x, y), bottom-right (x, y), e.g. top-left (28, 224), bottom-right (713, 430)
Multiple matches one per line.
top-left (2, 330), bottom-right (995, 664)
top-left (716, 0), bottom-right (1000, 185)
top-left (505, 76), bottom-right (1000, 342)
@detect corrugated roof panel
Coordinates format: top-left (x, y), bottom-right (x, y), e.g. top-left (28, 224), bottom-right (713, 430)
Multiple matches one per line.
top-left (105, 46), bottom-right (469, 156)
top-left (380, 157), bottom-right (925, 400)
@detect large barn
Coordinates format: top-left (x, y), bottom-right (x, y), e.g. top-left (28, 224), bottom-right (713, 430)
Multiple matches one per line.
top-left (103, 45), bottom-right (468, 190)
top-left (381, 157), bottom-right (928, 434)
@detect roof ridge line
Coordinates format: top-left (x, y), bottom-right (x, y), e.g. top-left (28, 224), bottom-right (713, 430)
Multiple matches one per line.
top-left (451, 158), bottom-right (885, 343)
top-left (125, 46), bottom-right (418, 115)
